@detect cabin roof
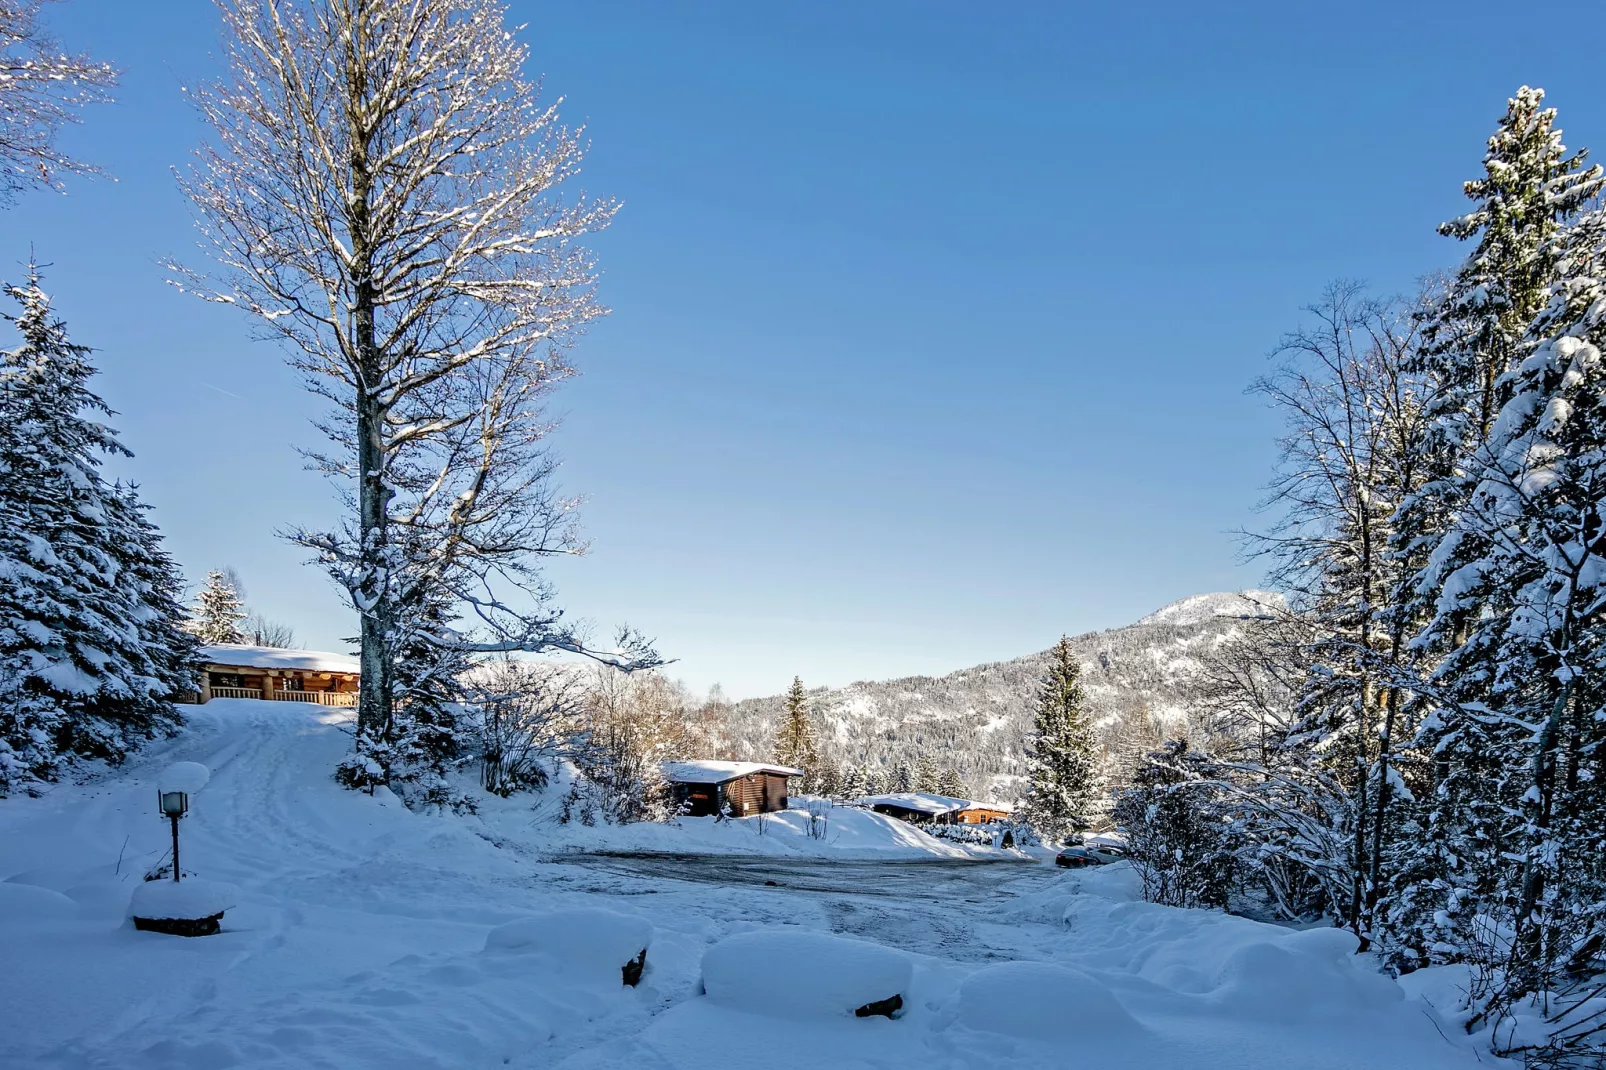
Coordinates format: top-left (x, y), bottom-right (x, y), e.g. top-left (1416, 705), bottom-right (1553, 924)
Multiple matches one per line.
top-left (857, 792), bottom-right (1012, 815)
top-left (197, 644), bottom-right (361, 674)
top-left (661, 760), bottom-right (804, 785)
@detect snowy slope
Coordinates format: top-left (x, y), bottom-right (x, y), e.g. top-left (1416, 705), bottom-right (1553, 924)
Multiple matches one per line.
top-left (724, 590), bottom-right (1287, 801)
top-left (0, 698), bottom-right (1492, 1068)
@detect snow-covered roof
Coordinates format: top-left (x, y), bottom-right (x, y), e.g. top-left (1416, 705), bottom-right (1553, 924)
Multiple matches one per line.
top-left (857, 793), bottom-right (1012, 815)
top-left (661, 760), bottom-right (804, 785)
top-left (197, 644), bottom-right (360, 674)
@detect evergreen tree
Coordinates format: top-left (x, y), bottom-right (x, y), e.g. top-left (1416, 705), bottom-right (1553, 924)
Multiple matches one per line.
top-left (0, 270), bottom-right (193, 794)
top-left (937, 767), bottom-right (967, 799)
top-left (838, 764), bottom-right (866, 800)
top-left (772, 676), bottom-right (818, 775)
top-left (892, 758), bottom-right (915, 794)
top-left (1385, 88), bottom-right (1605, 969)
top-left (1021, 637), bottom-right (1099, 842)
top-left (189, 569), bottom-right (247, 645)
top-left (914, 753), bottom-right (939, 794)
top-left (1402, 203), bottom-right (1606, 1003)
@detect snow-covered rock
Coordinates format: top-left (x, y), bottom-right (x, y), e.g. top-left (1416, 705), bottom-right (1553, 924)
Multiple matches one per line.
top-left (484, 909), bottom-right (653, 985)
top-left (958, 961), bottom-right (1142, 1039)
top-left (128, 877), bottom-right (237, 921)
top-left (702, 931), bottom-right (912, 1019)
top-left (158, 761), bottom-right (210, 794)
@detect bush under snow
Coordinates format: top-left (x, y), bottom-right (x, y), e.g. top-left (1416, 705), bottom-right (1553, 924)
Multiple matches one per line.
top-left (958, 961), bottom-right (1142, 1039)
top-left (484, 909), bottom-right (653, 985)
top-left (702, 930), bottom-right (912, 1019)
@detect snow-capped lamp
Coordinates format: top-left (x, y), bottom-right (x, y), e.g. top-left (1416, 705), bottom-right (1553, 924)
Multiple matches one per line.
top-left (154, 762), bottom-right (210, 883)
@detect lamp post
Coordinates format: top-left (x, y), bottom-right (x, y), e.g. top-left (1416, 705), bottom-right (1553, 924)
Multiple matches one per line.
top-left (158, 790), bottom-right (189, 882)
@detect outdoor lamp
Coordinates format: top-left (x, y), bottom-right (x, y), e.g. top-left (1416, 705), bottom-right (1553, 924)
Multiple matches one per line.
top-left (159, 790), bottom-right (189, 818)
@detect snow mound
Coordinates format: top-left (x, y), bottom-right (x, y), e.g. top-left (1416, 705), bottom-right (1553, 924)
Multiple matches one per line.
top-left (0, 880), bottom-right (80, 924)
top-left (128, 878), bottom-right (237, 921)
top-left (484, 909), bottom-right (652, 983)
top-left (957, 961), bottom-right (1141, 1039)
top-left (702, 930), bottom-right (912, 1019)
top-left (1210, 929), bottom-right (1403, 1017)
top-left (158, 761), bottom-right (210, 794)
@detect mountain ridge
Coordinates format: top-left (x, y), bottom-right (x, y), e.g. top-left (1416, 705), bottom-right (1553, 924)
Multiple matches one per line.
top-left (722, 590), bottom-right (1282, 803)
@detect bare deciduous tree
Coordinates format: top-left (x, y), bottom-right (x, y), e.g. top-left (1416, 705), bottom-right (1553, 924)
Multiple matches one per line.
top-left (0, 0), bottom-right (117, 203)
top-left (175, 0), bottom-right (656, 740)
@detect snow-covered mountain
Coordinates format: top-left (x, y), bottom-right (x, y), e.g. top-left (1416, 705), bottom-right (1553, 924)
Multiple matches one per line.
top-left (723, 591), bottom-right (1285, 803)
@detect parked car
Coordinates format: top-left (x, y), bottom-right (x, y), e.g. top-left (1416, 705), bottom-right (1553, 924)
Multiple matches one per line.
top-left (1055, 843), bottom-right (1128, 868)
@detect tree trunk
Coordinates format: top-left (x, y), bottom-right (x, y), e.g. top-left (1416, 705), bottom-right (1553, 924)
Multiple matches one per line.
top-left (347, 6), bottom-right (392, 740)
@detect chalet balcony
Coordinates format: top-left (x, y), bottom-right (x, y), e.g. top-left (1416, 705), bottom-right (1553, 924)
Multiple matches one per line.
top-left (196, 644), bottom-right (362, 707)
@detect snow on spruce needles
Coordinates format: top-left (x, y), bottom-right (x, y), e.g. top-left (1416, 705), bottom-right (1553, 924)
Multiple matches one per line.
top-left (0, 700), bottom-right (1484, 1069)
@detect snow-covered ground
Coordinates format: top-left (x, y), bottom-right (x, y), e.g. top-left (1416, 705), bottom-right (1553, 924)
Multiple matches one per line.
top-left (0, 700), bottom-right (1495, 1068)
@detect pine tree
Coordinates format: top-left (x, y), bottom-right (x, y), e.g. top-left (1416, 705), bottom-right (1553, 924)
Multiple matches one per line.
top-left (1385, 88), bottom-right (1605, 970)
top-left (189, 570), bottom-right (247, 645)
top-left (0, 270), bottom-right (193, 794)
top-left (1404, 203), bottom-right (1606, 1003)
top-left (772, 676), bottom-right (817, 775)
top-left (914, 754), bottom-right (939, 794)
top-left (838, 764), bottom-right (866, 800)
top-left (937, 767), bottom-right (967, 800)
top-left (892, 758), bottom-right (915, 794)
top-left (1021, 637), bottom-right (1099, 843)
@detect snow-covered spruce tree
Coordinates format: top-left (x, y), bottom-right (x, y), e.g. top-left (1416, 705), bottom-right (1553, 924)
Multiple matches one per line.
top-left (773, 676), bottom-right (818, 775)
top-left (1405, 206), bottom-right (1606, 1019)
top-left (838, 764), bottom-right (866, 800)
top-left (937, 767), bottom-right (967, 799)
top-left (1384, 89), bottom-right (1604, 971)
top-left (914, 753), bottom-right (939, 794)
top-left (1020, 637), bottom-right (1099, 844)
top-left (188, 569), bottom-right (247, 645)
top-left (0, 271), bottom-right (193, 794)
top-left (177, 0), bottom-right (659, 786)
top-left (0, 0), bottom-right (118, 204)
top-left (892, 758), bottom-right (915, 794)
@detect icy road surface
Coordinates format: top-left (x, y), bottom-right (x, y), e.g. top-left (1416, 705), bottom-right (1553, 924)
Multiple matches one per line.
top-left (0, 700), bottom-right (1492, 1069)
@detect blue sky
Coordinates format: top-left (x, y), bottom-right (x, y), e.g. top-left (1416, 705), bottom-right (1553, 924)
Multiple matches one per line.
top-left (5, 1), bottom-right (1603, 698)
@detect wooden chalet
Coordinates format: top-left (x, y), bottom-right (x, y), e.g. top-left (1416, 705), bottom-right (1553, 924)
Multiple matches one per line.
top-left (662, 761), bottom-right (805, 817)
top-left (859, 792), bottom-right (1012, 826)
top-left (195, 644), bottom-right (360, 706)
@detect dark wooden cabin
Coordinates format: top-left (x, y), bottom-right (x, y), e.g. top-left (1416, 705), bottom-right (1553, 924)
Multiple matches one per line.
top-left (662, 761), bottom-right (804, 817)
top-left (859, 793), bottom-right (1012, 826)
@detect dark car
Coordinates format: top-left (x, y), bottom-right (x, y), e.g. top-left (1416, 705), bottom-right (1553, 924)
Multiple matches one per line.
top-left (1055, 843), bottom-right (1128, 868)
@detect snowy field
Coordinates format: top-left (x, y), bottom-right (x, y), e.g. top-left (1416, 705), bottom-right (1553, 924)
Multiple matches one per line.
top-left (0, 701), bottom-right (1495, 1069)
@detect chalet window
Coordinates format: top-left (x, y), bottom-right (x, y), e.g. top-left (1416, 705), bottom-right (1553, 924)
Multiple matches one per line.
top-left (211, 672), bottom-right (244, 688)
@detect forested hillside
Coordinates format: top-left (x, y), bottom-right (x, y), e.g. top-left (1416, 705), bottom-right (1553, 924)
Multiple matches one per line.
top-left (723, 591), bottom-right (1283, 803)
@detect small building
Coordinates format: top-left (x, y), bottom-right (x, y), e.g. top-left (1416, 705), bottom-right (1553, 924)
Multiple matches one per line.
top-left (662, 760), bottom-right (804, 817)
top-left (858, 792), bottom-right (1012, 825)
top-left (196, 644), bottom-right (360, 706)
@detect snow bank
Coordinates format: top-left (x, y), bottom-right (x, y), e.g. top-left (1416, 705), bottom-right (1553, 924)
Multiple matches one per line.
top-left (958, 962), bottom-right (1141, 1039)
top-left (702, 930), bottom-right (912, 1019)
top-left (128, 878), bottom-right (237, 921)
top-left (0, 880), bottom-right (80, 923)
top-left (158, 761), bottom-right (210, 794)
top-left (484, 909), bottom-right (652, 984)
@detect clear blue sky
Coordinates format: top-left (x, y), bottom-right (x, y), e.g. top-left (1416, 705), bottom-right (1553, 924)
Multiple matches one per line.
top-left (5, 1), bottom-right (1603, 698)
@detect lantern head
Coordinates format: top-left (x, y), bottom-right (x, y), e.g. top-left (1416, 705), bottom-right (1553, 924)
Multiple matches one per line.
top-left (159, 790), bottom-right (189, 818)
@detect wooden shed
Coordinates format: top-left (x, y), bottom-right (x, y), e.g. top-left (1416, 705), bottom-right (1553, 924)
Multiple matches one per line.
top-left (194, 643), bottom-right (360, 706)
top-left (662, 761), bottom-right (805, 817)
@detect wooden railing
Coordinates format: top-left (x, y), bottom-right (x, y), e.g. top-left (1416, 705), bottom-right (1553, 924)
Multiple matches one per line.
top-left (274, 691), bottom-right (357, 707)
top-left (206, 687), bottom-right (355, 706)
